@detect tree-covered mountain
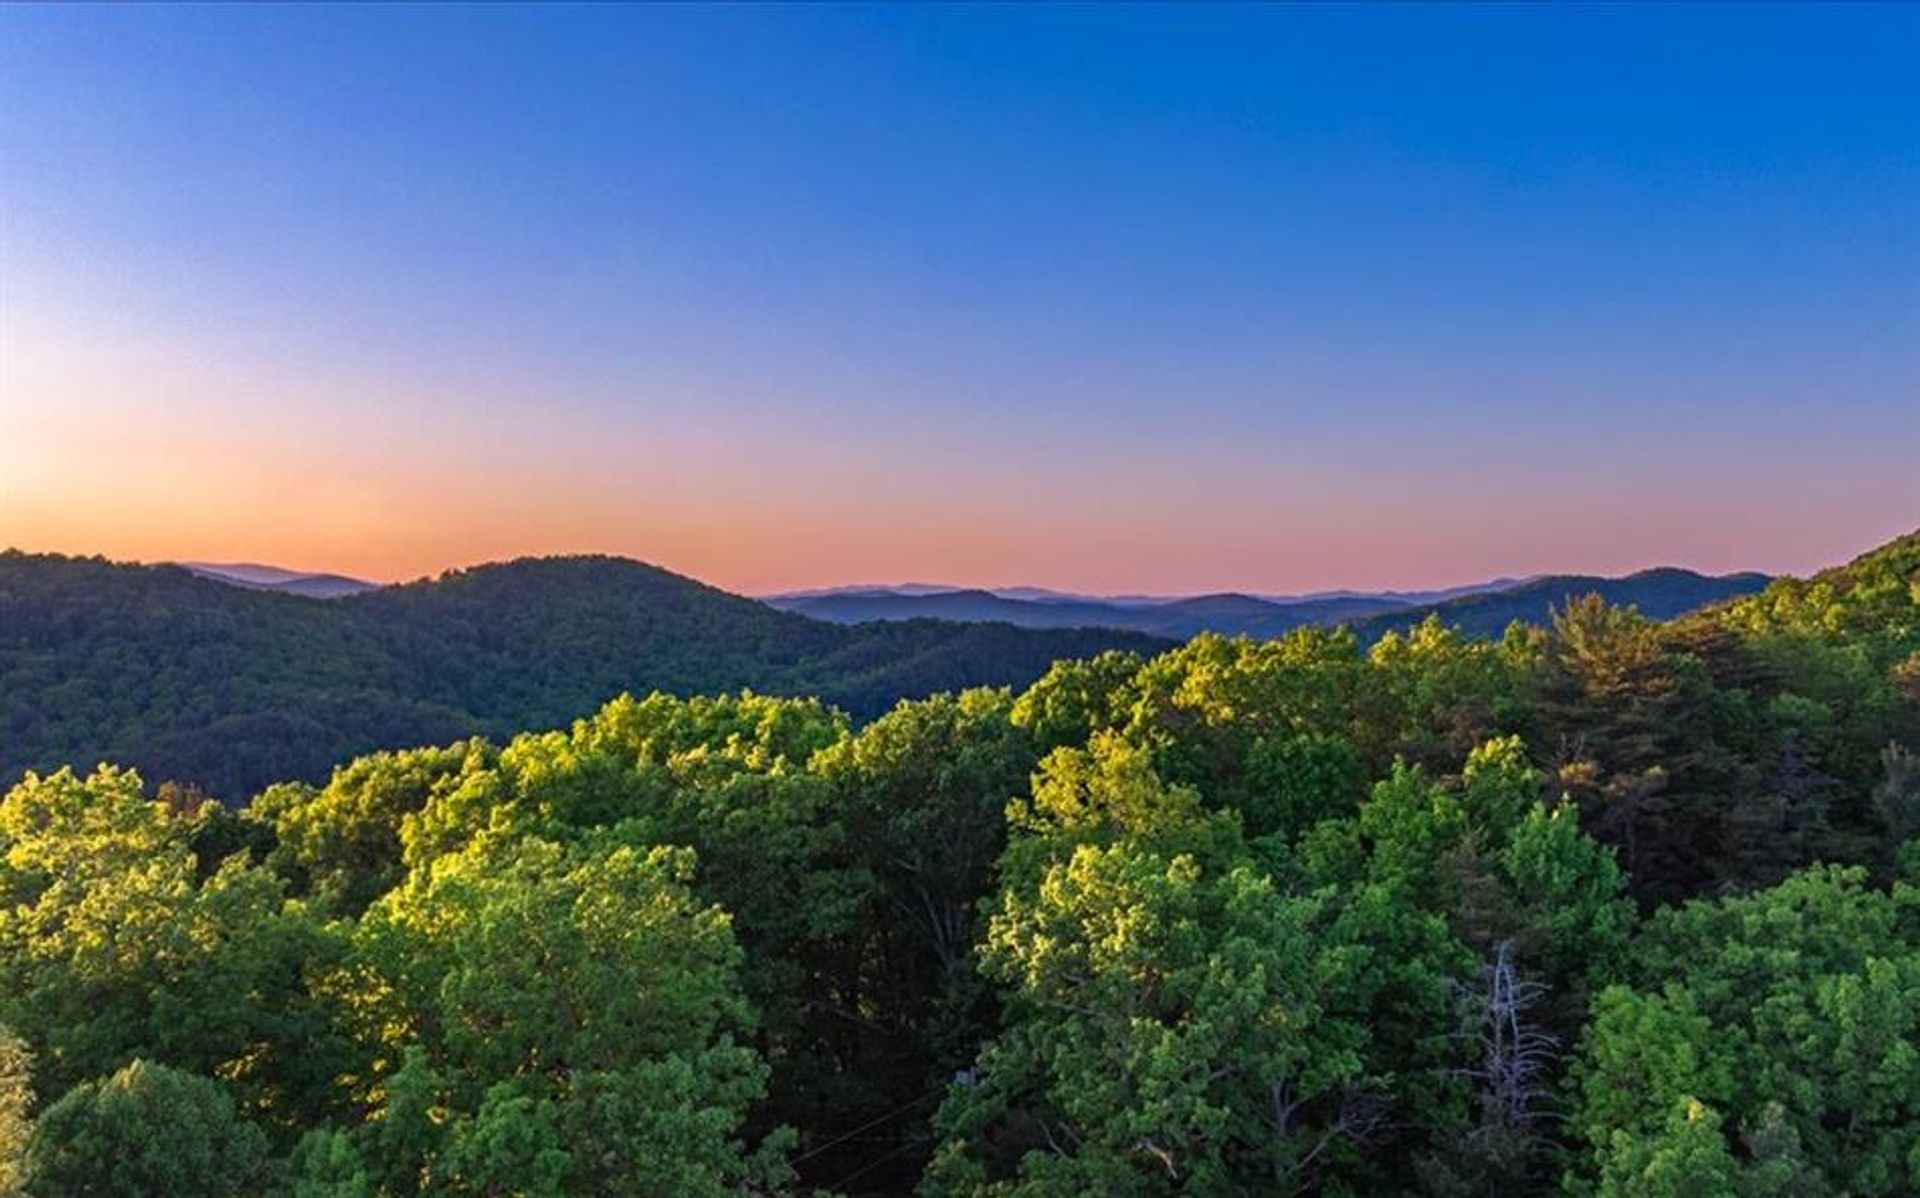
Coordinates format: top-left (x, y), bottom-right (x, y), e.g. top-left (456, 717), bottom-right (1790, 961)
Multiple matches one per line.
top-left (0, 552), bottom-right (1166, 800)
top-left (0, 552), bottom-right (1780, 804)
top-left (1351, 566), bottom-right (1774, 642)
top-left (0, 529), bottom-right (1912, 1197)
top-left (769, 567), bottom-right (1769, 640)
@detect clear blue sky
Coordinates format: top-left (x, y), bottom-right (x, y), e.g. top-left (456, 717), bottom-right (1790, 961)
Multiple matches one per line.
top-left (2, 4), bottom-right (1915, 592)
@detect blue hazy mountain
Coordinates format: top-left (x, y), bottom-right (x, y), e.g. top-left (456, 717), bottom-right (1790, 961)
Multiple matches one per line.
top-left (180, 561), bottom-right (380, 599)
top-left (1349, 568), bottom-right (1774, 642)
top-left (766, 570), bottom-right (1767, 640)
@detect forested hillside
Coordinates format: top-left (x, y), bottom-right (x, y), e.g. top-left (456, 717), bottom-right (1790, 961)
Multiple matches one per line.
top-left (0, 530), bottom-right (1915, 1196)
top-left (1351, 567), bottom-right (1773, 642)
top-left (0, 554), bottom-right (1770, 804)
top-left (0, 553), bottom-right (1166, 800)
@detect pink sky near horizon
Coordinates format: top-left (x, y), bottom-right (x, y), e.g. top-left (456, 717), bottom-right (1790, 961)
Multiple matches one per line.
top-left (3, 274), bottom-right (1914, 597)
top-left (4, 510), bottom-right (1911, 598)
top-left (4, 265), bottom-right (1914, 596)
top-left (4, 385), bottom-right (1910, 598)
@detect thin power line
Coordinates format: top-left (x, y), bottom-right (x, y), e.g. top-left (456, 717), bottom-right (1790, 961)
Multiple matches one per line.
top-left (825, 1136), bottom-right (929, 1195)
top-left (791, 1085), bottom-right (946, 1166)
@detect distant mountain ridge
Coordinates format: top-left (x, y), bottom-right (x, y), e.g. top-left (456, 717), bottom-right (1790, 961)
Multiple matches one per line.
top-left (173, 557), bottom-right (1772, 643)
top-left (768, 577), bottom-right (1525, 608)
top-left (180, 561), bottom-right (380, 599)
top-left (1350, 567), bottom-right (1775, 642)
top-left (767, 568), bottom-right (1768, 641)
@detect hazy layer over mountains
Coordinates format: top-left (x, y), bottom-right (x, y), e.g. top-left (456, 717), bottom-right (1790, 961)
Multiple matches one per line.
top-left (181, 558), bottom-right (1772, 643)
top-left (766, 569), bottom-right (1771, 641)
top-left (180, 562), bottom-right (380, 599)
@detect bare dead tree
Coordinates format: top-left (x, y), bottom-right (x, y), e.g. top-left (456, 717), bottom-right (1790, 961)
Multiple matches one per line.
top-left (1462, 940), bottom-right (1559, 1136)
top-left (1422, 940), bottom-right (1565, 1196)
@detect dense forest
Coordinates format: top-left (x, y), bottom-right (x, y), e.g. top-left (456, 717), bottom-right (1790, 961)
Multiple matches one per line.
top-left (0, 553), bottom-right (1165, 801)
top-left (0, 553), bottom-right (1769, 807)
top-left (0, 530), bottom-right (1915, 1196)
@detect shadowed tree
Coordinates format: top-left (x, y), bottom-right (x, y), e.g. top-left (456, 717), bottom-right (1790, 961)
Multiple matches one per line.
top-left (26, 1061), bottom-right (272, 1198)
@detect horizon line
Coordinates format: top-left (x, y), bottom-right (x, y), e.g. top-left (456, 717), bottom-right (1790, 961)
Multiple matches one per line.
top-left (0, 544), bottom-right (1809, 604)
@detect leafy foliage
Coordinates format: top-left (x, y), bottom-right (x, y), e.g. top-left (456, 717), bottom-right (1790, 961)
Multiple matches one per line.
top-left (0, 1030), bottom-right (27, 1198)
top-left (0, 529), bottom-right (1911, 1195)
top-left (1569, 867), bottom-right (1920, 1196)
top-left (339, 835), bottom-right (789, 1198)
top-left (25, 1060), bottom-right (274, 1198)
top-left (0, 767), bottom-right (344, 1119)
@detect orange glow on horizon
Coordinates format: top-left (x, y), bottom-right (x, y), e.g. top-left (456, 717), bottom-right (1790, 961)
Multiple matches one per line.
top-left (4, 266), bottom-right (1914, 598)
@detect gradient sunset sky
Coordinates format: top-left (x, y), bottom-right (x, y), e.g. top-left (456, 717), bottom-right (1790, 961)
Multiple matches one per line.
top-left (2, 5), bottom-right (1915, 594)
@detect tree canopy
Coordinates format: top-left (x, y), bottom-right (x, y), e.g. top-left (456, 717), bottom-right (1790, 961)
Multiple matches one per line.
top-left (0, 529), bottom-right (1912, 1195)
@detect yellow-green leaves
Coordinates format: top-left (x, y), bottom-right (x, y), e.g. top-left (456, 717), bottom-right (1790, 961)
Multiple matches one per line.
top-left (345, 833), bottom-right (779, 1197)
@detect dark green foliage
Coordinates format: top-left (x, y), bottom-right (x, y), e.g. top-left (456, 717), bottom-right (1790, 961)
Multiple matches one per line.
top-left (0, 1028), bottom-right (27, 1196)
top-left (25, 1060), bottom-right (273, 1198)
top-left (0, 529), bottom-right (1910, 1196)
top-left (1568, 867), bottom-right (1920, 1195)
top-left (0, 552), bottom-right (1165, 802)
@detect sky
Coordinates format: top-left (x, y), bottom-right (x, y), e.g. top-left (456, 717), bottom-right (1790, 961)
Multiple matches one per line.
top-left (2, 4), bottom-right (1915, 595)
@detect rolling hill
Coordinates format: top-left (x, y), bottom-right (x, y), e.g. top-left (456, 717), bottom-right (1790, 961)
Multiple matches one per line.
top-left (0, 549), bottom-right (1778, 802)
top-left (0, 552), bottom-right (1165, 800)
